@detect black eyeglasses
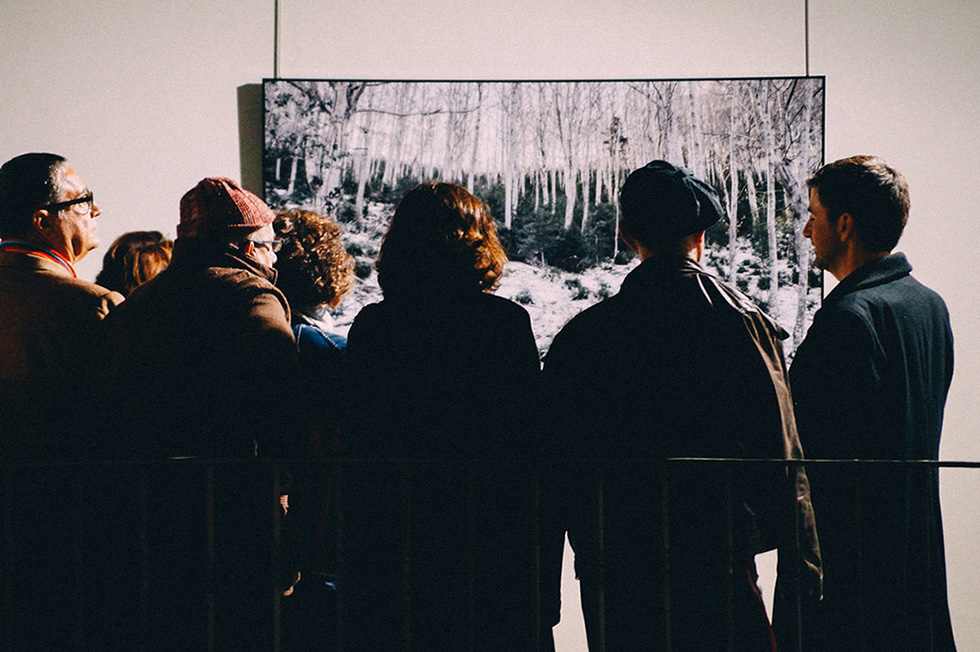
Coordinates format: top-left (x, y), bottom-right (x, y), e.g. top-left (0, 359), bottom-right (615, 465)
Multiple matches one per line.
top-left (40, 193), bottom-right (95, 214)
top-left (249, 239), bottom-right (283, 253)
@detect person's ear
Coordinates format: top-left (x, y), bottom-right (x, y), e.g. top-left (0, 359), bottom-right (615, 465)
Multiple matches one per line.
top-left (33, 208), bottom-right (54, 232)
top-left (837, 212), bottom-right (855, 242)
top-left (618, 224), bottom-right (640, 253)
top-left (244, 241), bottom-right (256, 257)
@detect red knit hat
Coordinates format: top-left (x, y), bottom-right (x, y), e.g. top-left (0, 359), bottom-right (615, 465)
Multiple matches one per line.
top-left (177, 177), bottom-right (275, 238)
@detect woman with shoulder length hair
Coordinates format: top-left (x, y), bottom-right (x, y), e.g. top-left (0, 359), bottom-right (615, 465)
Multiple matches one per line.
top-left (96, 230), bottom-right (173, 297)
top-left (343, 182), bottom-right (546, 651)
top-left (374, 181), bottom-right (507, 296)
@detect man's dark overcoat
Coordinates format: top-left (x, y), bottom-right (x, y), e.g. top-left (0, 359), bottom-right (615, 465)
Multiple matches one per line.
top-left (542, 255), bottom-right (821, 651)
top-left (790, 252), bottom-right (956, 651)
top-left (83, 238), bottom-right (302, 650)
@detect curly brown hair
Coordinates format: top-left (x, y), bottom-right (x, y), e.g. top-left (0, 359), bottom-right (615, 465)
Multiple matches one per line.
top-left (376, 182), bottom-right (507, 296)
top-left (96, 231), bottom-right (173, 296)
top-left (273, 209), bottom-right (355, 312)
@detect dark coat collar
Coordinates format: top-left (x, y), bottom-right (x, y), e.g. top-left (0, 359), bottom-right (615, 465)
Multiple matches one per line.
top-left (620, 254), bottom-right (703, 291)
top-left (824, 252), bottom-right (911, 306)
top-left (170, 237), bottom-right (278, 284)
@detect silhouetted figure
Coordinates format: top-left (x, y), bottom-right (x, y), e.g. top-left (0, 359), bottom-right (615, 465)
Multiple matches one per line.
top-left (89, 177), bottom-right (301, 650)
top-left (0, 152), bottom-right (123, 649)
top-left (273, 208), bottom-right (355, 652)
top-left (542, 160), bottom-right (822, 651)
top-left (791, 156), bottom-right (956, 651)
top-left (343, 182), bottom-right (544, 651)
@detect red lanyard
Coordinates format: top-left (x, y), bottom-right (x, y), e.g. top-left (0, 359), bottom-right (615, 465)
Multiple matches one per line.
top-left (0, 240), bottom-right (77, 278)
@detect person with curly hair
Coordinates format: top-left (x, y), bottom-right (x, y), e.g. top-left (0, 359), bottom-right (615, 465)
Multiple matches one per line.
top-left (96, 230), bottom-right (173, 296)
top-left (272, 208), bottom-right (355, 651)
top-left (343, 182), bottom-right (545, 650)
top-left (274, 208), bottom-right (354, 353)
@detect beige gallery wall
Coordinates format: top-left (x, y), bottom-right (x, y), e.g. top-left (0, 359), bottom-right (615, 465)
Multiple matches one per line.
top-left (2, 0), bottom-right (978, 648)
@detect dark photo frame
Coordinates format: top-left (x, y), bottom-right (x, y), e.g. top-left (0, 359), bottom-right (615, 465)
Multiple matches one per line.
top-left (263, 77), bottom-right (824, 355)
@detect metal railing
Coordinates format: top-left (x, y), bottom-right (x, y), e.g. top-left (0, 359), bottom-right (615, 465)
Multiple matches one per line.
top-left (1, 456), bottom-right (974, 651)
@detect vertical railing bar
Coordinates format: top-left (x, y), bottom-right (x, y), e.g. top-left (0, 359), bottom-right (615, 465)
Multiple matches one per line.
top-left (271, 460), bottom-right (282, 652)
top-left (1, 469), bottom-right (12, 651)
top-left (597, 465), bottom-right (607, 652)
top-left (71, 466), bottom-right (85, 650)
top-left (206, 463), bottom-right (216, 652)
top-left (400, 462), bottom-right (413, 651)
top-left (335, 459), bottom-right (346, 652)
top-left (724, 465), bottom-right (735, 652)
top-left (659, 461), bottom-right (672, 652)
top-left (789, 459), bottom-right (803, 652)
top-left (854, 473), bottom-right (866, 651)
top-left (924, 464), bottom-right (935, 650)
top-left (138, 464), bottom-right (150, 651)
top-left (466, 463), bottom-right (476, 651)
top-left (531, 464), bottom-right (542, 651)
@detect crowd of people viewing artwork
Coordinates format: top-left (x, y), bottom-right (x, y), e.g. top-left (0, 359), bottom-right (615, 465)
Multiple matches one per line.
top-left (0, 151), bottom-right (956, 650)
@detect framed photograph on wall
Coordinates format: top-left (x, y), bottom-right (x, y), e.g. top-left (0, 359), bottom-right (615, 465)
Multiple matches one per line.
top-left (263, 77), bottom-right (825, 355)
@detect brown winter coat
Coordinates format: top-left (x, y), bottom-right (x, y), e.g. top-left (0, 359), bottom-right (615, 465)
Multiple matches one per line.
top-left (0, 249), bottom-right (123, 459)
top-left (88, 238), bottom-right (301, 459)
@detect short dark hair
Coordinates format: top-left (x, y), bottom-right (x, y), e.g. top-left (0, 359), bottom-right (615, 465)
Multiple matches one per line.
top-left (0, 153), bottom-right (69, 238)
top-left (273, 209), bottom-right (355, 312)
top-left (807, 155), bottom-right (909, 253)
top-left (376, 182), bottom-right (507, 296)
top-left (96, 231), bottom-right (173, 296)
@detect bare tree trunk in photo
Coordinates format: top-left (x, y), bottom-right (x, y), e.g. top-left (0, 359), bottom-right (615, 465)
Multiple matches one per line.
top-left (467, 83), bottom-right (483, 194)
top-left (382, 86), bottom-right (413, 188)
top-left (793, 85), bottom-right (816, 348)
top-left (503, 83), bottom-right (520, 228)
top-left (306, 81), bottom-right (368, 212)
top-left (354, 109), bottom-right (374, 219)
top-left (287, 157), bottom-right (298, 195)
top-left (610, 117), bottom-right (623, 259)
top-left (548, 169), bottom-right (555, 215)
top-left (687, 83), bottom-right (704, 178)
top-left (553, 83), bottom-right (581, 230)
top-left (727, 88), bottom-right (739, 282)
top-left (534, 169), bottom-right (541, 212)
top-left (753, 82), bottom-right (779, 310)
top-left (581, 166), bottom-right (591, 232)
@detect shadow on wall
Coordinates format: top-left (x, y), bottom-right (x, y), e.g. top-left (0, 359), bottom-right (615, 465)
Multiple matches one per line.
top-left (238, 84), bottom-right (264, 195)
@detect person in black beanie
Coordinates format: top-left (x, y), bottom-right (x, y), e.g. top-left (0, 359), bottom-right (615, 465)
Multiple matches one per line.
top-left (541, 160), bottom-right (822, 651)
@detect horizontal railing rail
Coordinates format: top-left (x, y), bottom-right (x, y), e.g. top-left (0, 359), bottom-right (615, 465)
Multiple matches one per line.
top-left (1, 456), bottom-right (973, 651)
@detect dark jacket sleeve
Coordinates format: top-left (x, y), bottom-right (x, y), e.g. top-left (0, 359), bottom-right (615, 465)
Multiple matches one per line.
top-left (234, 281), bottom-right (302, 458)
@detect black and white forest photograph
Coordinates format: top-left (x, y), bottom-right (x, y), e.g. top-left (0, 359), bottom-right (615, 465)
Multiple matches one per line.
top-left (263, 78), bottom-right (825, 355)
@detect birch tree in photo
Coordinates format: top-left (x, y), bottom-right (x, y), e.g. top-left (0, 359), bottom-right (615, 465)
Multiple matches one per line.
top-left (553, 82), bottom-right (583, 230)
top-left (299, 81), bottom-right (370, 212)
top-left (727, 84), bottom-right (740, 282)
top-left (580, 83), bottom-right (603, 231)
top-left (467, 83), bottom-right (484, 194)
top-left (353, 106), bottom-right (374, 219)
top-left (686, 83), bottom-right (705, 178)
top-left (501, 83), bottom-right (521, 228)
top-left (791, 83), bottom-right (816, 348)
top-left (747, 81), bottom-right (780, 308)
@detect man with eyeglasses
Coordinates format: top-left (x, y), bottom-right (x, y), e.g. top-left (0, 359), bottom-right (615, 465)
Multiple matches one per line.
top-left (0, 152), bottom-right (123, 648)
top-left (87, 177), bottom-right (302, 649)
top-left (0, 152), bottom-right (123, 460)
